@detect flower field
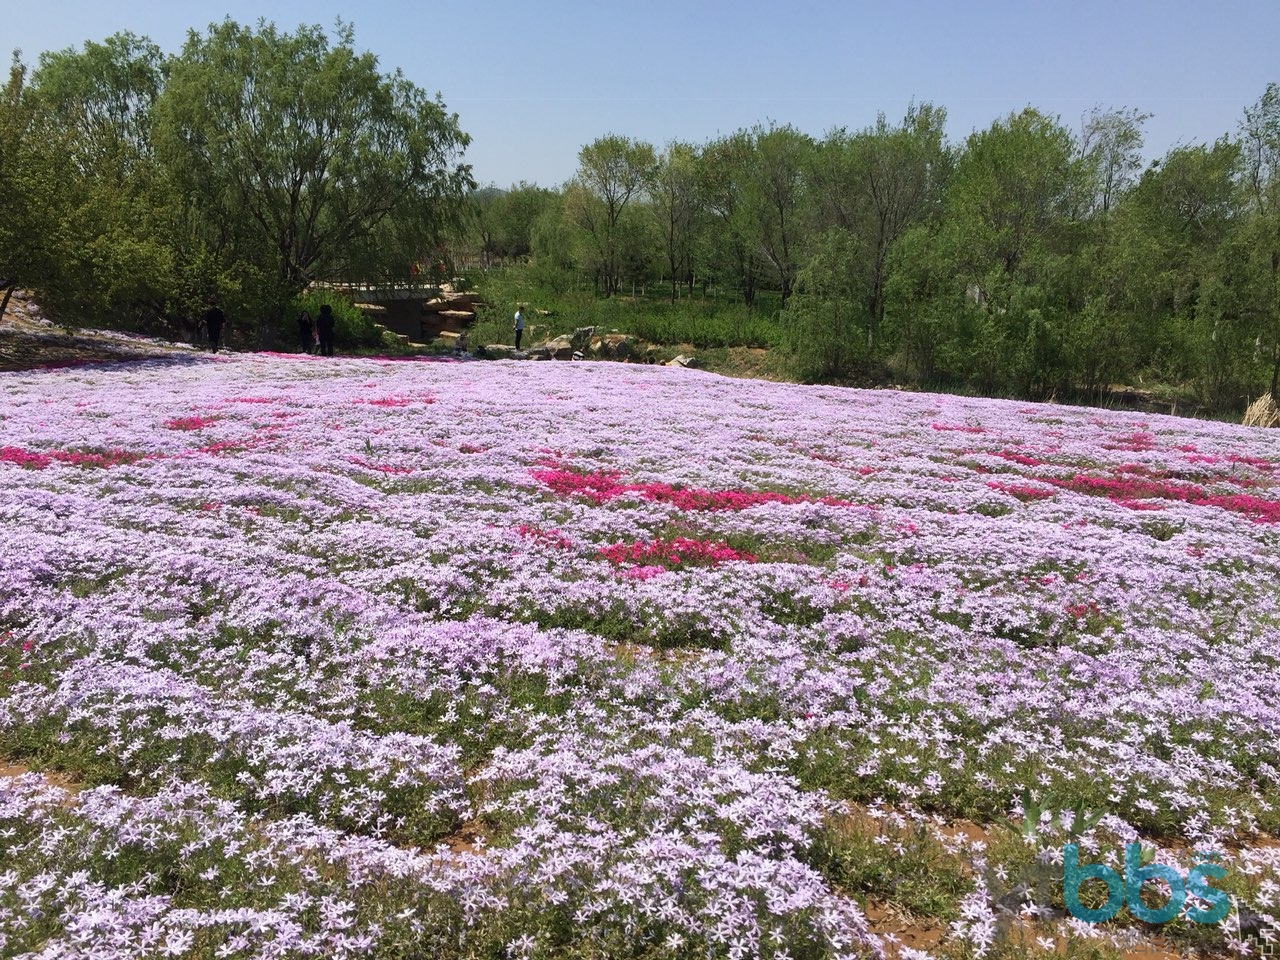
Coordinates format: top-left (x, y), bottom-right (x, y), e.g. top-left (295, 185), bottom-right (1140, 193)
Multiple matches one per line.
top-left (1, 353), bottom-right (1279, 959)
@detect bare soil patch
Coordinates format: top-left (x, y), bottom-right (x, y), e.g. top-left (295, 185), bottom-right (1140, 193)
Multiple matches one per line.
top-left (0, 758), bottom-right (82, 797)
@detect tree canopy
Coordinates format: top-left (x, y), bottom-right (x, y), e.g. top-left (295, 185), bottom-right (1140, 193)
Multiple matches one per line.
top-left (3, 19), bottom-right (472, 337)
top-left (5, 23), bottom-right (1280, 410)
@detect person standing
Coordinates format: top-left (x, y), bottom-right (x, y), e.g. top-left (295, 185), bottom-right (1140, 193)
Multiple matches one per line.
top-left (202, 302), bottom-right (226, 353)
top-left (316, 303), bottom-right (336, 357)
top-left (513, 305), bottom-right (525, 351)
top-left (297, 310), bottom-right (314, 354)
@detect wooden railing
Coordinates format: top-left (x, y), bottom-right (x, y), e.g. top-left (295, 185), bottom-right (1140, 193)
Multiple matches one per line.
top-left (309, 281), bottom-right (442, 303)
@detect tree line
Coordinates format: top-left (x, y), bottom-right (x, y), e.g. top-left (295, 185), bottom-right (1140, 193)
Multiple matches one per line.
top-left (473, 94), bottom-right (1280, 410)
top-left (3, 20), bottom-right (1278, 410)
top-left (0, 21), bottom-right (473, 343)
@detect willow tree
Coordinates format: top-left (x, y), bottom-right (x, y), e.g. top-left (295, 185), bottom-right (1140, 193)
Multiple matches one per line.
top-left (1, 36), bottom-right (176, 327)
top-left (782, 226), bottom-right (865, 379)
top-left (154, 19), bottom-right (473, 333)
top-left (1240, 83), bottom-right (1280, 398)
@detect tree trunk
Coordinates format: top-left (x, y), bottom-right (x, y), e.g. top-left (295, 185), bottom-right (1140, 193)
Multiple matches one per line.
top-left (0, 283), bottom-right (15, 320)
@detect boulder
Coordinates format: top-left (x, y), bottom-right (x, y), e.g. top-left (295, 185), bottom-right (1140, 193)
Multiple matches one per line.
top-left (437, 331), bottom-right (470, 352)
top-left (665, 354), bottom-right (699, 368)
top-left (570, 326), bottom-right (596, 353)
top-left (595, 333), bottom-right (635, 359)
top-left (482, 344), bottom-right (518, 359)
top-left (429, 284), bottom-right (482, 310)
top-left (535, 335), bottom-right (575, 360)
top-left (429, 309), bottom-right (475, 329)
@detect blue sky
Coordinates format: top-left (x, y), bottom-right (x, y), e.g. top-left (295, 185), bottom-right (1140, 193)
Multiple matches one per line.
top-left (9, 1), bottom-right (1279, 189)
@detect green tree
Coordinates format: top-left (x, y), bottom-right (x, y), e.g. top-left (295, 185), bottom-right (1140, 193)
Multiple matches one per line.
top-left (882, 223), bottom-right (960, 383)
top-left (1117, 140), bottom-right (1244, 404)
top-left (696, 130), bottom-right (760, 305)
top-left (153, 18), bottom-right (473, 337)
top-left (470, 185), bottom-right (505, 266)
top-left (743, 123), bottom-right (812, 303)
top-left (4, 36), bottom-right (177, 328)
top-left (884, 109), bottom-right (1088, 396)
top-left (470, 181), bottom-right (558, 265)
top-left (647, 141), bottom-right (700, 301)
top-left (1076, 105), bottom-right (1150, 217)
top-left (1057, 106), bottom-right (1151, 398)
top-left (782, 227), bottom-right (866, 379)
top-left (810, 102), bottom-right (950, 352)
top-left (1239, 83), bottom-right (1280, 397)
top-left (528, 190), bottom-right (577, 286)
top-left (567, 134), bottom-right (655, 296)
top-left (949, 108), bottom-right (1086, 281)
top-left (946, 108), bottom-right (1089, 394)
top-left (0, 53), bottom-right (41, 315)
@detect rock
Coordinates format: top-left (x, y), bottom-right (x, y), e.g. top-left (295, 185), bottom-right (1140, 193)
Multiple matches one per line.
top-left (593, 333), bottom-right (635, 359)
top-left (429, 309), bottom-right (475, 329)
top-left (1244, 393), bottom-right (1280, 428)
top-left (665, 354), bottom-right (698, 368)
top-left (570, 326), bottom-right (595, 353)
top-left (534, 335), bottom-right (574, 360)
top-left (482, 343), bottom-right (517, 359)
top-left (429, 285), bottom-right (482, 310)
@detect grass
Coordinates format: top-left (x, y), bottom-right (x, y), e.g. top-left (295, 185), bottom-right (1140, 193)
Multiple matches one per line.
top-left (809, 808), bottom-right (973, 921)
top-left (470, 266), bottom-right (789, 353)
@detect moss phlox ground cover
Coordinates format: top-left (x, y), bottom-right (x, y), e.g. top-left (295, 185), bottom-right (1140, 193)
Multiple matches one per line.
top-left (1, 354), bottom-right (1279, 958)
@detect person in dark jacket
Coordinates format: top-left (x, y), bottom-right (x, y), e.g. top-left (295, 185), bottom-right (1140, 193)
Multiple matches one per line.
top-left (297, 310), bottom-right (314, 354)
top-left (202, 302), bottom-right (226, 353)
top-left (316, 304), bottom-right (336, 357)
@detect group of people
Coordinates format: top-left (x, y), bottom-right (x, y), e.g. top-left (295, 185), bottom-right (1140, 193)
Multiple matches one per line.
top-left (196, 302), bottom-right (336, 356)
top-left (297, 304), bottom-right (336, 356)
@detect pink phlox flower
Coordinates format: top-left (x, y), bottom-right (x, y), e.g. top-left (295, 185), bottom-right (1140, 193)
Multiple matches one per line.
top-left (346, 456), bottom-right (413, 475)
top-left (597, 536), bottom-right (756, 570)
top-left (514, 524), bottom-right (574, 550)
top-left (164, 415), bottom-right (219, 431)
